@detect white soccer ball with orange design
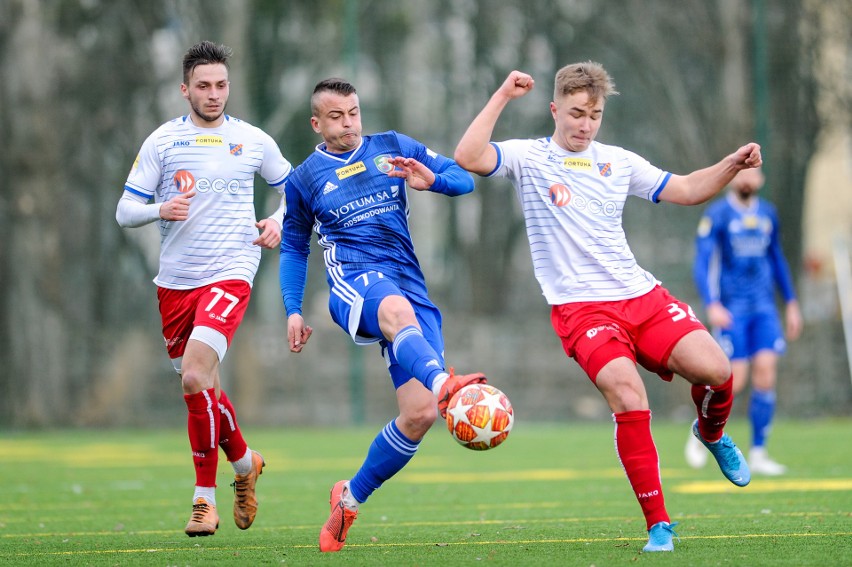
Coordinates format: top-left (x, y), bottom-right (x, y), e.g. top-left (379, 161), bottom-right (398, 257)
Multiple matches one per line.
top-left (446, 384), bottom-right (514, 450)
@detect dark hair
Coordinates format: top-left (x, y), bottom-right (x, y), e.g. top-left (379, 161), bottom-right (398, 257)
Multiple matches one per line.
top-left (310, 78), bottom-right (357, 115)
top-left (182, 41), bottom-right (232, 84)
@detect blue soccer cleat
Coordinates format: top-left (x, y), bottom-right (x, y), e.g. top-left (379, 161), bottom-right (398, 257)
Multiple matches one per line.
top-left (643, 521), bottom-right (679, 552)
top-left (691, 419), bottom-right (751, 487)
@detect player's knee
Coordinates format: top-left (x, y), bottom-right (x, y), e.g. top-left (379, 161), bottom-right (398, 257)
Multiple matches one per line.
top-left (699, 353), bottom-right (732, 386)
top-left (603, 385), bottom-right (647, 413)
top-left (379, 296), bottom-right (418, 336)
top-left (180, 368), bottom-right (209, 395)
top-left (400, 404), bottom-right (437, 438)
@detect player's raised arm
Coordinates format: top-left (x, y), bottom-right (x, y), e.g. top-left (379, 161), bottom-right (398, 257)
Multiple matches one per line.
top-left (454, 71), bottom-right (535, 176)
top-left (658, 143), bottom-right (762, 206)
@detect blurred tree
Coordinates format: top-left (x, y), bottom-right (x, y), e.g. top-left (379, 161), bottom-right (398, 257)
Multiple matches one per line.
top-left (0, 0), bottom-right (842, 426)
top-left (0, 0), bottom-right (228, 426)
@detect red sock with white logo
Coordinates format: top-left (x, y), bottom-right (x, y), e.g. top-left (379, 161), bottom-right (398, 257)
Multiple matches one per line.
top-left (691, 374), bottom-right (734, 443)
top-left (217, 390), bottom-right (248, 463)
top-left (184, 388), bottom-right (220, 488)
top-left (614, 410), bottom-right (669, 530)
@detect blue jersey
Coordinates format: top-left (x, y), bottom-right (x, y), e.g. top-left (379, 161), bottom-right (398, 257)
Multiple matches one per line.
top-left (693, 192), bottom-right (796, 313)
top-left (280, 131), bottom-right (472, 315)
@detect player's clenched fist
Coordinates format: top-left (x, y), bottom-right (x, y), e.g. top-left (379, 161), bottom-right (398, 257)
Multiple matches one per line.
top-left (499, 70), bottom-right (535, 99)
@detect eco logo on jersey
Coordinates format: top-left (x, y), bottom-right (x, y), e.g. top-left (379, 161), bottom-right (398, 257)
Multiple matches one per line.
top-left (172, 170), bottom-right (240, 194)
top-left (563, 157), bottom-right (592, 170)
top-left (196, 135), bottom-right (224, 146)
top-left (597, 162), bottom-right (612, 177)
top-left (548, 182), bottom-right (620, 216)
top-left (174, 170), bottom-right (196, 193)
top-left (229, 143), bottom-right (243, 156)
top-left (336, 161), bottom-right (366, 180)
top-left (549, 183), bottom-right (571, 207)
top-left (374, 155), bottom-right (394, 174)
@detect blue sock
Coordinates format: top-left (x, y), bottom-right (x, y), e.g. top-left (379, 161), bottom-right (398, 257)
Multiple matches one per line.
top-left (748, 389), bottom-right (776, 447)
top-left (348, 420), bottom-right (420, 504)
top-left (392, 325), bottom-right (445, 390)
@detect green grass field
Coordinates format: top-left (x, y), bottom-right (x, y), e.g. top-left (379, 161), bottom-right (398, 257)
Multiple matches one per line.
top-left (1, 419), bottom-right (850, 566)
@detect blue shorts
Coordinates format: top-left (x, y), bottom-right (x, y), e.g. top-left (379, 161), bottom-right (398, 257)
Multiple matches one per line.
top-left (715, 306), bottom-right (786, 360)
top-left (328, 270), bottom-right (445, 389)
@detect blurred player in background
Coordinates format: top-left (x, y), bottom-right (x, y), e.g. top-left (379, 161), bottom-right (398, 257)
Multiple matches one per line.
top-left (280, 78), bottom-right (486, 552)
top-left (116, 41), bottom-right (291, 536)
top-left (455, 63), bottom-right (760, 553)
top-left (685, 167), bottom-right (802, 475)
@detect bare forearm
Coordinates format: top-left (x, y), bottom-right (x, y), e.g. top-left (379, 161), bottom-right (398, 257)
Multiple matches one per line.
top-left (456, 71), bottom-right (536, 175)
top-left (454, 91), bottom-right (512, 174)
top-left (679, 158), bottom-right (743, 205)
top-left (659, 143), bottom-right (762, 206)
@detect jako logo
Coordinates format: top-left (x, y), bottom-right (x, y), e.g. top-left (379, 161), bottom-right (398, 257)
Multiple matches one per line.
top-left (173, 170), bottom-right (240, 194)
top-left (549, 184), bottom-right (571, 206)
top-left (637, 490), bottom-right (659, 500)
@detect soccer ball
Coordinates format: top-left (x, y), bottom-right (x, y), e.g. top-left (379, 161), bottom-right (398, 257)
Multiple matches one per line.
top-left (446, 384), bottom-right (514, 450)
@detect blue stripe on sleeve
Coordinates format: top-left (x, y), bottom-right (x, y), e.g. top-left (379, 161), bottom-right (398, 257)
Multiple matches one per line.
top-left (485, 142), bottom-right (503, 178)
top-left (651, 172), bottom-right (672, 203)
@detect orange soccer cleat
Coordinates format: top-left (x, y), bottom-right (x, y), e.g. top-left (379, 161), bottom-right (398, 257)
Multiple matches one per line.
top-left (437, 367), bottom-right (487, 418)
top-left (231, 450), bottom-right (265, 529)
top-left (319, 480), bottom-right (359, 552)
top-left (184, 497), bottom-right (219, 537)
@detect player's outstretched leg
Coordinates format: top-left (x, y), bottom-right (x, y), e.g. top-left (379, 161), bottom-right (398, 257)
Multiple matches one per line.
top-left (319, 480), bottom-right (359, 552)
top-left (231, 450), bottom-right (265, 529)
top-left (691, 419), bottom-right (750, 486)
top-left (436, 367), bottom-right (487, 418)
top-left (185, 497), bottom-right (220, 537)
top-left (643, 521), bottom-right (679, 552)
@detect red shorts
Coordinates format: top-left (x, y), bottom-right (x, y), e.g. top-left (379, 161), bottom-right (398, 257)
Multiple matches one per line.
top-left (550, 285), bottom-right (706, 382)
top-left (157, 280), bottom-right (252, 359)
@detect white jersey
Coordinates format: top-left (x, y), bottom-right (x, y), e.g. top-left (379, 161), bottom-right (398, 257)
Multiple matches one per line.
top-left (489, 137), bottom-right (671, 304)
top-left (124, 115), bottom-right (292, 289)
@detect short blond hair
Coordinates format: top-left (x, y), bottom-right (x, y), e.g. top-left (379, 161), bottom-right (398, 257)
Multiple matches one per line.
top-left (553, 61), bottom-right (618, 104)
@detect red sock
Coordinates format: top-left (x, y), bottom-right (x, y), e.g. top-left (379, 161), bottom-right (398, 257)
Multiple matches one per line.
top-left (184, 388), bottom-right (220, 488)
top-left (614, 410), bottom-right (669, 530)
top-left (691, 374), bottom-right (734, 443)
top-left (218, 390), bottom-right (248, 462)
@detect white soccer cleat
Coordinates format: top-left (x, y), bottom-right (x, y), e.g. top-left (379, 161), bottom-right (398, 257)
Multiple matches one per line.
top-left (685, 426), bottom-right (709, 469)
top-left (748, 447), bottom-right (787, 476)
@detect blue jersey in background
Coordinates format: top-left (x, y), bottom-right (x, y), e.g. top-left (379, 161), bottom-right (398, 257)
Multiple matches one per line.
top-left (693, 192), bottom-right (796, 359)
top-left (693, 192), bottom-right (796, 312)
